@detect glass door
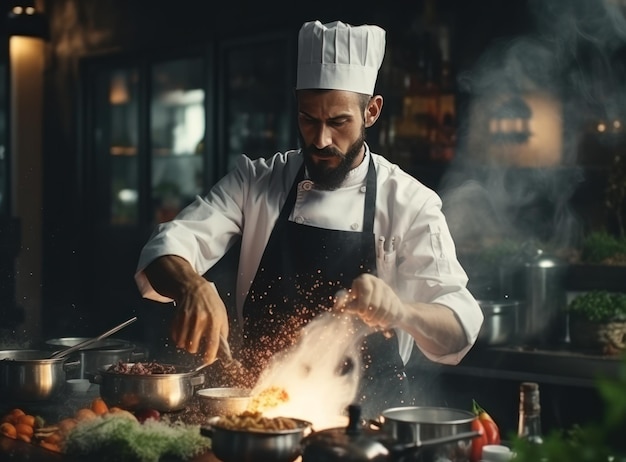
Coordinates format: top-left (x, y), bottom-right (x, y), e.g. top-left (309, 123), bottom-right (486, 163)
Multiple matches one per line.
top-left (150, 57), bottom-right (205, 223)
top-left (82, 50), bottom-right (209, 340)
top-left (218, 33), bottom-right (295, 173)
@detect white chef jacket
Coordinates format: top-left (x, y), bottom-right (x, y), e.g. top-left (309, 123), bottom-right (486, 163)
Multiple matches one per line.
top-left (135, 144), bottom-right (483, 366)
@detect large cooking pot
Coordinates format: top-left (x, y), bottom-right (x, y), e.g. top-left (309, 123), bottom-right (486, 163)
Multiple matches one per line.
top-left (90, 362), bottom-right (205, 412)
top-left (301, 405), bottom-right (478, 462)
top-left (477, 300), bottom-right (523, 346)
top-left (0, 349), bottom-right (77, 402)
top-left (44, 337), bottom-right (145, 379)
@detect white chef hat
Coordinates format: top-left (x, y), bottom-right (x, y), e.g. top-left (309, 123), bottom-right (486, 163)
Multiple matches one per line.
top-left (296, 20), bottom-right (386, 96)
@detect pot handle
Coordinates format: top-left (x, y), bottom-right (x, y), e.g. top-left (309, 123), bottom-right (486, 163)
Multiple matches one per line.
top-left (199, 425), bottom-right (213, 439)
top-left (89, 373), bottom-right (103, 385)
top-left (390, 430), bottom-right (481, 455)
top-left (190, 374), bottom-right (205, 387)
top-left (368, 418), bottom-right (382, 429)
top-left (63, 360), bottom-right (81, 372)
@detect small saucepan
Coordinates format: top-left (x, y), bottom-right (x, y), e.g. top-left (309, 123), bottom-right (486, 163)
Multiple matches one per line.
top-left (44, 337), bottom-right (145, 379)
top-left (0, 349), bottom-right (79, 402)
top-left (196, 387), bottom-right (252, 416)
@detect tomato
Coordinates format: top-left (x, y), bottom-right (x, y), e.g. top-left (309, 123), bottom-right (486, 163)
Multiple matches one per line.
top-left (470, 417), bottom-right (488, 462)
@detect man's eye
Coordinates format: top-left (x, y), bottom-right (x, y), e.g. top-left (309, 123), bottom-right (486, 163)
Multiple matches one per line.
top-left (330, 119), bottom-right (347, 127)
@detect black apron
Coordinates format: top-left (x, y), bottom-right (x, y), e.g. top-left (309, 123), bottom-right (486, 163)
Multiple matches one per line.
top-left (242, 154), bottom-right (410, 419)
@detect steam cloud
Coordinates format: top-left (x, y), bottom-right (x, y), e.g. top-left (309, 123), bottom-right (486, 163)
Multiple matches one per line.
top-left (441, 0), bottom-right (626, 254)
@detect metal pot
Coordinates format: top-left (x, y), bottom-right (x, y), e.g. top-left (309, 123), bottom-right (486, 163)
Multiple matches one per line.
top-left (201, 415), bottom-right (312, 462)
top-left (196, 387), bottom-right (252, 416)
top-left (375, 406), bottom-right (476, 461)
top-left (0, 349), bottom-right (75, 402)
top-left (44, 337), bottom-right (145, 379)
top-left (90, 363), bottom-right (205, 412)
top-left (301, 405), bottom-right (479, 462)
top-left (477, 300), bottom-right (523, 346)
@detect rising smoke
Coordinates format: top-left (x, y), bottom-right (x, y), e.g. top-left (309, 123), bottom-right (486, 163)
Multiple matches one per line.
top-left (441, 0), bottom-right (626, 257)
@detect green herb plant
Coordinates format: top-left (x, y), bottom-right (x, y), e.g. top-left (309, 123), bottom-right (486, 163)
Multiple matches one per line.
top-left (580, 231), bottom-right (626, 265)
top-left (568, 290), bottom-right (626, 323)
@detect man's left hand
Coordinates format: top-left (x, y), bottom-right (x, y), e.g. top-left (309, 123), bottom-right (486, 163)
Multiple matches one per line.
top-left (334, 274), bottom-right (403, 330)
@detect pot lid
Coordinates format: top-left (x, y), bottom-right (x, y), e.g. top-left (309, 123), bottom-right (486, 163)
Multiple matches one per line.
top-left (302, 405), bottom-right (395, 462)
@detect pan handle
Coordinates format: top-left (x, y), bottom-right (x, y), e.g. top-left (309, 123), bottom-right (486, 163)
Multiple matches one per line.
top-left (389, 430), bottom-right (480, 456)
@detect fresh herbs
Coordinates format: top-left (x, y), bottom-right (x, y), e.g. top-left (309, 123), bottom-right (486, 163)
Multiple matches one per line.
top-left (569, 291), bottom-right (626, 322)
top-left (580, 231), bottom-right (626, 265)
top-left (63, 413), bottom-right (211, 462)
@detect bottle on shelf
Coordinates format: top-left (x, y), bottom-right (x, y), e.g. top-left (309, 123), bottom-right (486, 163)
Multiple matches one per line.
top-left (517, 381), bottom-right (544, 444)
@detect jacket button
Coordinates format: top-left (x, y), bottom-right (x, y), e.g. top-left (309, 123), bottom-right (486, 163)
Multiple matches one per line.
top-left (350, 223), bottom-right (359, 230)
top-left (301, 180), bottom-right (313, 191)
top-left (295, 216), bottom-right (305, 224)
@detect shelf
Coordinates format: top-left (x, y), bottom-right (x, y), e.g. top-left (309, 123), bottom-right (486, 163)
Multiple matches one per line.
top-left (416, 345), bottom-right (623, 389)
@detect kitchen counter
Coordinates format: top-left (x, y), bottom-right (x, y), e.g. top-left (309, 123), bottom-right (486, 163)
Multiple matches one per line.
top-left (0, 434), bottom-right (221, 461)
top-left (0, 386), bottom-right (221, 462)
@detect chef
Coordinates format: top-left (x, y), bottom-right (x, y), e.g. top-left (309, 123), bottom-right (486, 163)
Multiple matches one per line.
top-left (135, 20), bottom-right (483, 418)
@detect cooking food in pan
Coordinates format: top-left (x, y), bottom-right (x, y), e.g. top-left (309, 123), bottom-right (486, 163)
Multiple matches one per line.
top-left (106, 359), bottom-right (176, 374)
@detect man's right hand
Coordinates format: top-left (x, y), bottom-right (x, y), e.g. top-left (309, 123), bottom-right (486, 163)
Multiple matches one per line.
top-left (143, 255), bottom-right (229, 364)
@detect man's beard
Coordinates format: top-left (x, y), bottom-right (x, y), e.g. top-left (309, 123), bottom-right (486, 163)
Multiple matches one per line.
top-left (300, 128), bottom-right (366, 190)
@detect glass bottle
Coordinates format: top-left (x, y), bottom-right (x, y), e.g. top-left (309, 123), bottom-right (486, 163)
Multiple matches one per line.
top-left (517, 381), bottom-right (543, 444)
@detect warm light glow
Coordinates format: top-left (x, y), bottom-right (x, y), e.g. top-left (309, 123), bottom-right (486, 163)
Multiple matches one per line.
top-left (109, 73), bottom-right (130, 105)
top-left (25, 7), bottom-right (35, 14)
top-left (12, 6), bottom-right (23, 14)
top-left (597, 122), bottom-right (607, 133)
top-left (250, 313), bottom-right (368, 430)
top-left (613, 119), bottom-right (621, 130)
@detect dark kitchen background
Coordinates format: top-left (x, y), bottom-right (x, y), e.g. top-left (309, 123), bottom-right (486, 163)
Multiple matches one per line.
top-left (1, 0), bottom-right (625, 439)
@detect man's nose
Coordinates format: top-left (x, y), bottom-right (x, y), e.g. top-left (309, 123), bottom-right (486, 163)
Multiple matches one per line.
top-left (312, 124), bottom-right (332, 149)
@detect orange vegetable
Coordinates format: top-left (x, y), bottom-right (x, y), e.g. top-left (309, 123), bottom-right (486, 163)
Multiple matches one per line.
top-left (43, 432), bottom-right (62, 445)
top-left (74, 408), bottom-right (97, 422)
top-left (90, 397), bottom-right (109, 415)
top-left (15, 423), bottom-right (34, 439)
top-left (16, 414), bottom-right (36, 428)
top-left (40, 441), bottom-right (61, 453)
top-left (0, 422), bottom-right (17, 439)
top-left (16, 433), bottom-right (31, 443)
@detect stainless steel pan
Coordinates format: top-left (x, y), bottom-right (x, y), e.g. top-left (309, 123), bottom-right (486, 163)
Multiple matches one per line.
top-left (90, 362), bottom-right (205, 412)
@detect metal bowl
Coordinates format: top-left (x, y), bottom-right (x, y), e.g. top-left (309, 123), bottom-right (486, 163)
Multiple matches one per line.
top-left (196, 387), bottom-right (252, 416)
top-left (202, 415), bottom-right (312, 462)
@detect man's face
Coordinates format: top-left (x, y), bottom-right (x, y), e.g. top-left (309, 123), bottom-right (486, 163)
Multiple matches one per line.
top-left (297, 90), bottom-right (367, 190)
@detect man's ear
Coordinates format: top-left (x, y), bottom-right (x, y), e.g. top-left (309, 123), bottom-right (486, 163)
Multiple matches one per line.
top-left (364, 95), bottom-right (383, 128)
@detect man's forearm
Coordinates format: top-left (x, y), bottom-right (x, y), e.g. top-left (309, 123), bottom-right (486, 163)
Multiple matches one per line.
top-left (398, 302), bottom-right (468, 356)
top-left (143, 255), bottom-right (206, 302)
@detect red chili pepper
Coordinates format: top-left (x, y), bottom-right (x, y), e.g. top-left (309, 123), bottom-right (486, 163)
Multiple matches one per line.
top-left (472, 399), bottom-right (501, 445)
top-left (470, 417), bottom-right (488, 462)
